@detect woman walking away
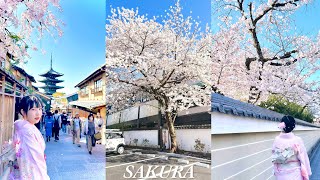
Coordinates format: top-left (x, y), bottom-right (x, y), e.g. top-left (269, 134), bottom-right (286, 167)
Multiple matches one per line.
top-left (84, 113), bottom-right (96, 154)
top-left (10, 95), bottom-right (50, 179)
top-left (272, 115), bottom-right (312, 180)
top-left (44, 111), bottom-right (54, 142)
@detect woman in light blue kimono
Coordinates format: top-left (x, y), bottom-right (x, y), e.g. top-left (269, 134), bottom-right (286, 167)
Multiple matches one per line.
top-left (44, 111), bottom-right (54, 142)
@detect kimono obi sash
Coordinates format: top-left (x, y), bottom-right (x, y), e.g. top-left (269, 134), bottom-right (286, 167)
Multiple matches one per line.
top-left (272, 147), bottom-right (299, 164)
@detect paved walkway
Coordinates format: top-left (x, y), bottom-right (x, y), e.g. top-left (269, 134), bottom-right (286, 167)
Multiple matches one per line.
top-left (44, 131), bottom-right (105, 180)
top-left (310, 141), bottom-right (320, 180)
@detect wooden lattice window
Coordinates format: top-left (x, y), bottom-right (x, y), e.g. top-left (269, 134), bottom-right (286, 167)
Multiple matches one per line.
top-left (5, 80), bottom-right (14, 94)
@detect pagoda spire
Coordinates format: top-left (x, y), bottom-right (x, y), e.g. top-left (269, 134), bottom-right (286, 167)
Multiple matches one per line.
top-left (39, 54), bottom-right (64, 96)
top-left (50, 53), bottom-right (53, 69)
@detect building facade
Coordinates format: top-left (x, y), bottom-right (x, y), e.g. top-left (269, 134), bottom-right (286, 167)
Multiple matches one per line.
top-left (69, 64), bottom-right (106, 120)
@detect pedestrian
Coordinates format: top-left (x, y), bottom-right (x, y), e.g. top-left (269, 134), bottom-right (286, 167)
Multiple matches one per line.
top-left (10, 95), bottom-right (50, 179)
top-left (40, 110), bottom-right (46, 135)
top-left (67, 114), bottom-right (72, 135)
top-left (71, 112), bottom-right (82, 147)
top-left (52, 110), bottom-right (61, 142)
top-left (95, 112), bottom-right (103, 144)
top-left (84, 113), bottom-right (96, 154)
top-left (44, 111), bottom-right (54, 142)
top-left (272, 115), bottom-right (312, 180)
top-left (61, 111), bottom-right (68, 133)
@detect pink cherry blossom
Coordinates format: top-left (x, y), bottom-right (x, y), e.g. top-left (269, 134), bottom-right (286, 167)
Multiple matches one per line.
top-left (278, 122), bottom-right (286, 129)
top-left (0, 0), bottom-right (63, 64)
top-left (211, 0), bottom-right (320, 115)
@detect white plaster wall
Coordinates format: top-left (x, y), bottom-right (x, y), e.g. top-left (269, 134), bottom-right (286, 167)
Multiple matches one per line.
top-left (211, 111), bottom-right (320, 180)
top-left (211, 112), bottom-right (318, 134)
top-left (122, 129), bottom-right (211, 152)
top-left (178, 106), bottom-right (211, 116)
top-left (176, 129), bottom-right (211, 153)
top-left (123, 130), bottom-right (159, 148)
top-left (140, 100), bottom-right (159, 118)
top-left (120, 106), bottom-right (139, 122)
top-left (106, 112), bottom-right (120, 126)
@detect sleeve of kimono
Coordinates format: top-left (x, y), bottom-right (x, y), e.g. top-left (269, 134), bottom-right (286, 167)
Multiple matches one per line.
top-left (296, 137), bottom-right (312, 179)
top-left (20, 130), bottom-right (49, 179)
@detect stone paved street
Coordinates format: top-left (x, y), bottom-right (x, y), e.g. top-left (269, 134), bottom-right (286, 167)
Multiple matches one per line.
top-left (106, 149), bottom-right (211, 180)
top-left (44, 131), bottom-right (105, 180)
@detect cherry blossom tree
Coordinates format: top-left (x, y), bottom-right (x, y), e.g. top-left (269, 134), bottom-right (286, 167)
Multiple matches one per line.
top-left (0, 0), bottom-right (63, 64)
top-left (211, 0), bottom-right (320, 111)
top-left (106, 1), bottom-right (211, 152)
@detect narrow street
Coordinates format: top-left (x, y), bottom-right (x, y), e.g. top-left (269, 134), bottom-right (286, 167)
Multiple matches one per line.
top-left (45, 131), bottom-right (105, 180)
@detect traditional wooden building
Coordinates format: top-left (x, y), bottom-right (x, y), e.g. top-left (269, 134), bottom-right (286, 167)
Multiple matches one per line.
top-left (69, 64), bottom-right (106, 120)
top-left (0, 57), bottom-right (29, 177)
top-left (65, 92), bottom-right (78, 114)
top-left (0, 54), bottom-right (54, 177)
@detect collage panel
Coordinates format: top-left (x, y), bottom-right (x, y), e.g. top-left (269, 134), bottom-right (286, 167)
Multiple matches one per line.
top-left (211, 0), bottom-right (320, 180)
top-left (2, 0), bottom-right (319, 180)
top-left (105, 0), bottom-right (212, 179)
top-left (0, 1), bottom-right (106, 180)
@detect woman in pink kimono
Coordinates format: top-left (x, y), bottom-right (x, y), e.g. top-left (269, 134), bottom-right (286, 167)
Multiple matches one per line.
top-left (272, 115), bottom-right (312, 180)
top-left (10, 95), bottom-right (50, 180)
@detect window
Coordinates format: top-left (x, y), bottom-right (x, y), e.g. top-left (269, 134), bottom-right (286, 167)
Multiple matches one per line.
top-left (81, 86), bottom-right (88, 95)
top-left (106, 133), bottom-right (123, 139)
top-left (94, 79), bottom-right (102, 93)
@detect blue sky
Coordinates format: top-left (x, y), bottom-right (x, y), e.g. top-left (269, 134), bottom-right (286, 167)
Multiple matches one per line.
top-left (22, 0), bottom-right (105, 95)
top-left (106, 0), bottom-right (211, 31)
top-left (22, 0), bottom-right (209, 96)
top-left (210, 0), bottom-right (320, 84)
top-left (20, 0), bottom-right (318, 95)
top-left (294, 0), bottom-right (320, 36)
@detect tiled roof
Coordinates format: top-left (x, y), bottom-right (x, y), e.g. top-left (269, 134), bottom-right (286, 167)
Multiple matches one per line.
top-left (211, 93), bottom-right (319, 128)
top-left (74, 64), bottom-right (106, 88)
top-left (0, 67), bottom-right (28, 90)
top-left (174, 124), bottom-right (211, 129)
top-left (12, 65), bottom-right (36, 83)
top-left (39, 68), bottom-right (63, 77)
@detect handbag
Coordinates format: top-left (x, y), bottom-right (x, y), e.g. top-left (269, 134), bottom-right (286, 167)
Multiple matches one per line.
top-left (94, 132), bottom-right (101, 140)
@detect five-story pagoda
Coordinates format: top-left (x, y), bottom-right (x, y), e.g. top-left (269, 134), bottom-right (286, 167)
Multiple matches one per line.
top-left (39, 54), bottom-right (64, 96)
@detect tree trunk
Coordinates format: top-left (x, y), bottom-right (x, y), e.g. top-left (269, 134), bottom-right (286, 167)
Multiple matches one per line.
top-left (248, 86), bottom-right (261, 104)
top-left (165, 111), bottom-right (178, 153)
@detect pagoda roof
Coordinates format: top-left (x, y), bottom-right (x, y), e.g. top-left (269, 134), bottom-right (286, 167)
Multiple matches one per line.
top-left (39, 84), bottom-right (64, 89)
top-left (39, 78), bottom-right (64, 83)
top-left (39, 68), bottom-right (64, 77)
top-left (39, 54), bottom-right (64, 77)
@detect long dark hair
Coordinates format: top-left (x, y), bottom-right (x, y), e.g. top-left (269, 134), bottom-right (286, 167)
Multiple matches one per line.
top-left (18, 95), bottom-right (43, 115)
top-left (281, 115), bottom-right (296, 133)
